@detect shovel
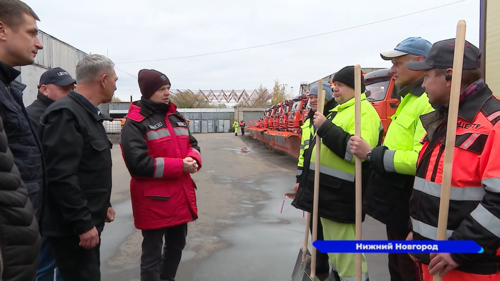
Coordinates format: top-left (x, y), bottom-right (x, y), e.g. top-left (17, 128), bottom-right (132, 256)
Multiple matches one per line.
top-left (291, 80), bottom-right (325, 281)
top-left (354, 65), bottom-right (363, 281)
top-left (433, 20), bottom-right (466, 281)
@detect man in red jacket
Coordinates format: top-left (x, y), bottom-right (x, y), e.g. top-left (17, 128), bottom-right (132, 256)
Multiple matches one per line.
top-left (120, 69), bottom-right (202, 281)
top-left (406, 39), bottom-right (500, 280)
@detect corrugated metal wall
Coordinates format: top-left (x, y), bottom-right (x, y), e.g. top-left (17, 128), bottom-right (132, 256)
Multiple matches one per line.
top-left (34, 31), bottom-right (87, 76)
top-left (21, 30), bottom-right (88, 105)
top-left (486, 1), bottom-right (500, 95)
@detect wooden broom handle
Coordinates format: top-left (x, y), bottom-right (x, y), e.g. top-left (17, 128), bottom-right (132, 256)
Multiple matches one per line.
top-left (433, 20), bottom-right (467, 281)
top-left (311, 80), bottom-right (325, 279)
top-left (354, 65), bottom-right (363, 281)
top-left (302, 212), bottom-right (311, 262)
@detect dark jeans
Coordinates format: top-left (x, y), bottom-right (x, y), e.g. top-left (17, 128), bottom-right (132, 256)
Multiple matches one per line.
top-left (37, 237), bottom-right (63, 281)
top-left (386, 225), bottom-right (418, 281)
top-left (310, 215), bottom-right (330, 274)
top-left (141, 223), bottom-right (188, 281)
top-left (47, 235), bottom-right (101, 281)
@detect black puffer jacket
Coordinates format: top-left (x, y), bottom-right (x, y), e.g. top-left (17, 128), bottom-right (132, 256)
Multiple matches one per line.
top-left (0, 115), bottom-right (41, 281)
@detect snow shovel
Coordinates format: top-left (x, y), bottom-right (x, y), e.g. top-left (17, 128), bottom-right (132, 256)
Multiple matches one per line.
top-left (291, 80), bottom-right (325, 281)
top-left (433, 20), bottom-right (466, 281)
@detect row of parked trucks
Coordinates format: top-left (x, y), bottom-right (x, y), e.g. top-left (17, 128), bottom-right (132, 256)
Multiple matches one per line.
top-left (245, 68), bottom-right (400, 159)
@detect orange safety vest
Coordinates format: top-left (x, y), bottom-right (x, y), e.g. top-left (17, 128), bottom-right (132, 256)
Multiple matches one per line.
top-left (410, 84), bottom-right (500, 275)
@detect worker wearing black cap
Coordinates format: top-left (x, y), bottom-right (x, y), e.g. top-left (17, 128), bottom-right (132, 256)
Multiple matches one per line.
top-left (27, 67), bottom-right (76, 132)
top-left (27, 67), bottom-right (75, 281)
top-left (406, 39), bottom-right (500, 280)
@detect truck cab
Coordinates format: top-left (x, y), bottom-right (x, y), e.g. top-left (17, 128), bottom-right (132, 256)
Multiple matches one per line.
top-left (364, 69), bottom-right (399, 133)
top-left (288, 95), bottom-right (308, 133)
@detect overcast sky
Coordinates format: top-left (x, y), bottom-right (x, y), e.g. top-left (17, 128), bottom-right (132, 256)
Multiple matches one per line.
top-left (24, 0), bottom-right (480, 101)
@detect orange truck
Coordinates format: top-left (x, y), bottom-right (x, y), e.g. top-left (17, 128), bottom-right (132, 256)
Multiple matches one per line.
top-left (247, 68), bottom-right (398, 158)
top-left (364, 68), bottom-right (399, 133)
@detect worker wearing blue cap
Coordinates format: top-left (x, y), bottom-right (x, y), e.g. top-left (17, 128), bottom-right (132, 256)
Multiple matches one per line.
top-left (351, 37), bottom-right (434, 281)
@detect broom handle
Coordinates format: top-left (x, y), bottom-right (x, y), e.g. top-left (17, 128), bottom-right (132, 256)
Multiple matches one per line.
top-left (302, 211), bottom-right (311, 262)
top-left (433, 20), bottom-right (467, 281)
top-left (311, 80), bottom-right (325, 279)
top-left (354, 65), bottom-right (363, 281)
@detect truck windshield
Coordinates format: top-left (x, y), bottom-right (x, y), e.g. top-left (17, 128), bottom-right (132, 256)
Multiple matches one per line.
top-left (365, 78), bottom-right (390, 102)
top-left (291, 101), bottom-right (301, 112)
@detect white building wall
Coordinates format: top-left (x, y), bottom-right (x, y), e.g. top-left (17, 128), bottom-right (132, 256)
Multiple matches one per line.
top-left (20, 65), bottom-right (48, 105)
top-left (486, 1), bottom-right (500, 95)
top-left (18, 30), bottom-right (87, 106)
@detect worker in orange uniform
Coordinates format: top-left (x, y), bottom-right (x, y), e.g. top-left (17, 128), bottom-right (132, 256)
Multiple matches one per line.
top-left (240, 119), bottom-right (246, 136)
top-left (406, 39), bottom-right (500, 280)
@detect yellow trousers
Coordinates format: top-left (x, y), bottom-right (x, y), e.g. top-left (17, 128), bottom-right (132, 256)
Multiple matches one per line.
top-left (320, 218), bottom-right (369, 281)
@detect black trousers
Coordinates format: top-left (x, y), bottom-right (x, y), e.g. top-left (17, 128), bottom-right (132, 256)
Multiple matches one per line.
top-left (386, 225), bottom-right (418, 281)
top-left (141, 223), bottom-right (188, 281)
top-left (241, 128), bottom-right (245, 135)
top-left (47, 235), bottom-right (101, 281)
top-left (310, 215), bottom-right (330, 274)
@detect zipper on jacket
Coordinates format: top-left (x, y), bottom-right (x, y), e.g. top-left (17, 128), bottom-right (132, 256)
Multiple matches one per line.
top-left (430, 140), bottom-right (446, 182)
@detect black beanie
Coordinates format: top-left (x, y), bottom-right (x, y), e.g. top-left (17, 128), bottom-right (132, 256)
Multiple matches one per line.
top-left (332, 66), bottom-right (366, 93)
top-left (138, 69), bottom-right (171, 99)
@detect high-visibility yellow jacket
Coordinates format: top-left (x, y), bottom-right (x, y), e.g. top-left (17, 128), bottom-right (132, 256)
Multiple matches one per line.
top-left (364, 79), bottom-right (434, 231)
top-left (293, 94), bottom-right (382, 223)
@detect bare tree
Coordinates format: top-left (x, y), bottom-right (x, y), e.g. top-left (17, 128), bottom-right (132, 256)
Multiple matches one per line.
top-left (270, 79), bottom-right (287, 105)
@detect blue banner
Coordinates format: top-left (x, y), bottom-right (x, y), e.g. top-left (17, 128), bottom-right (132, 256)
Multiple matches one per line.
top-left (312, 240), bottom-right (483, 253)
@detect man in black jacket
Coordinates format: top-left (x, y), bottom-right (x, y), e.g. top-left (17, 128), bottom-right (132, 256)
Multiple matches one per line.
top-left (0, 1), bottom-right (43, 279)
top-left (40, 54), bottom-right (116, 281)
top-left (0, 0), bottom-right (45, 220)
top-left (27, 67), bottom-right (75, 281)
top-left (27, 67), bottom-right (75, 131)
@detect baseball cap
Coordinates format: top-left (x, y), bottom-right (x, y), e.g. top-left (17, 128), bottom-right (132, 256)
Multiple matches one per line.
top-left (38, 67), bottom-right (76, 87)
top-left (380, 37), bottom-right (432, 60)
top-left (406, 38), bottom-right (482, 71)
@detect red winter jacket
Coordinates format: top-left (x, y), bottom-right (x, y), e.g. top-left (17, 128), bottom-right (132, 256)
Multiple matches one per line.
top-left (410, 84), bottom-right (500, 274)
top-left (120, 99), bottom-right (202, 230)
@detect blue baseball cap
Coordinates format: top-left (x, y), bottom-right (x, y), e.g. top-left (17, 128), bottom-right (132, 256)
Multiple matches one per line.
top-left (380, 37), bottom-right (432, 60)
top-left (406, 38), bottom-right (481, 71)
top-left (308, 81), bottom-right (333, 101)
